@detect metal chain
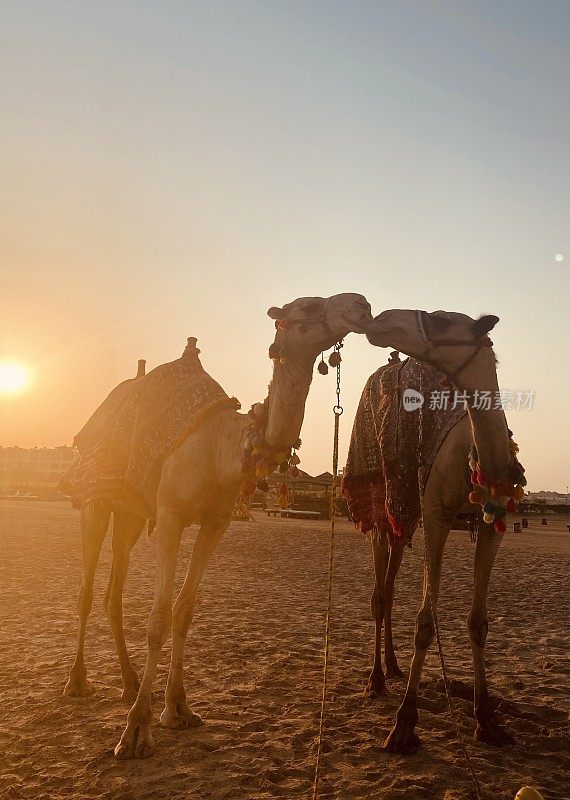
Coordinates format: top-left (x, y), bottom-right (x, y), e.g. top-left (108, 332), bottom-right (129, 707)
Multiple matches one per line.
top-left (312, 343), bottom-right (343, 800)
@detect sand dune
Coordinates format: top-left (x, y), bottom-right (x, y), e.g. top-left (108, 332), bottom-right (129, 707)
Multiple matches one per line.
top-left (0, 501), bottom-right (567, 799)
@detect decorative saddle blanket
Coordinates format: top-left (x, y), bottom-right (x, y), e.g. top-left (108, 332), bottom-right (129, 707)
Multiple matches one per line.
top-left (341, 359), bottom-right (466, 544)
top-left (59, 353), bottom-right (232, 519)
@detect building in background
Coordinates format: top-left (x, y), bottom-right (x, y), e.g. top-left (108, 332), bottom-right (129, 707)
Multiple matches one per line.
top-left (0, 446), bottom-right (74, 488)
top-left (525, 491), bottom-right (570, 507)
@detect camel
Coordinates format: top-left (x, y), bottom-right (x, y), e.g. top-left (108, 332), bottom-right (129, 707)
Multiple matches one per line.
top-left (63, 358), bottom-right (147, 702)
top-left (350, 309), bottom-right (522, 754)
top-left (112, 293), bottom-right (373, 759)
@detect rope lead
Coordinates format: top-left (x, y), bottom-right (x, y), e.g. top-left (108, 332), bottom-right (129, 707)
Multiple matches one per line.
top-left (312, 343), bottom-right (342, 800)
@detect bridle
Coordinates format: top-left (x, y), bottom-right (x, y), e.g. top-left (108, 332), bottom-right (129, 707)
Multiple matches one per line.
top-left (416, 310), bottom-right (494, 382)
top-left (275, 316), bottom-right (333, 339)
top-left (269, 315), bottom-right (335, 361)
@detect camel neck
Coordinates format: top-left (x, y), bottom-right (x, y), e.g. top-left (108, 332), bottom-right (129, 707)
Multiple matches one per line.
top-left (447, 348), bottom-right (512, 484)
top-left (466, 403), bottom-right (511, 485)
top-left (264, 356), bottom-right (315, 451)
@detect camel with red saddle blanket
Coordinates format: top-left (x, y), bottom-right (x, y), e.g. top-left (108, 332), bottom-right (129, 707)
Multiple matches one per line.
top-left (343, 309), bottom-right (525, 755)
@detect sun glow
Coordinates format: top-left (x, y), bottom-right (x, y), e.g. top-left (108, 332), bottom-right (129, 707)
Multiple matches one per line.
top-left (0, 361), bottom-right (31, 396)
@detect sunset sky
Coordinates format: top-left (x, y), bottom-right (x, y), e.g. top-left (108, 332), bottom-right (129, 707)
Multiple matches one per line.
top-left (1, 1), bottom-right (568, 490)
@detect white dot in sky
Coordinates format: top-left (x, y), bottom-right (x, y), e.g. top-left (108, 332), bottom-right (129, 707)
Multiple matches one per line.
top-left (554, 253), bottom-right (564, 262)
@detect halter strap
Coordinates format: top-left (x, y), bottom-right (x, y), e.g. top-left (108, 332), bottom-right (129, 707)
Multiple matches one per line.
top-left (277, 316), bottom-right (333, 339)
top-left (416, 310), bottom-right (493, 381)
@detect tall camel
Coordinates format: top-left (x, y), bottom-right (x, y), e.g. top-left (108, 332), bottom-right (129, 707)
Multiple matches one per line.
top-left (113, 293), bottom-right (373, 759)
top-left (352, 309), bottom-right (523, 754)
top-left (63, 358), bottom-right (147, 703)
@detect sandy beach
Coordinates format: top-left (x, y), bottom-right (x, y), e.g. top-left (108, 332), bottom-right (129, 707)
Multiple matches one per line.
top-left (0, 500), bottom-right (567, 800)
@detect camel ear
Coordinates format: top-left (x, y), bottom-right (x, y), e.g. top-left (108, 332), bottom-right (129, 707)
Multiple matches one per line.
top-left (267, 307), bottom-right (283, 320)
top-left (473, 314), bottom-right (499, 337)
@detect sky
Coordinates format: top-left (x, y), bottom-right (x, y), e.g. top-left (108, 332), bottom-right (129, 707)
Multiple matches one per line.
top-left (1, 0), bottom-right (569, 491)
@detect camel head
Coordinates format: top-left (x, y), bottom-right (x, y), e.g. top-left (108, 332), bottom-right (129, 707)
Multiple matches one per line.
top-left (267, 293), bottom-right (373, 362)
top-left (366, 309), bottom-right (500, 388)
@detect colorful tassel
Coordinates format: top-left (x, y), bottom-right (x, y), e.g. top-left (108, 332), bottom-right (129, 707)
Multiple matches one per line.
top-left (466, 433), bottom-right (526, 535)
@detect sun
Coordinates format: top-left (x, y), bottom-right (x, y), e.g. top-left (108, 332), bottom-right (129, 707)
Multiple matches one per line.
top-left (0, 361), bottom-right (31, 396)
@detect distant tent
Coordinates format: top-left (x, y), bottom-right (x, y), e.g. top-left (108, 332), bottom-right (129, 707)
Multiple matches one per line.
top-left (313, 471), bottom-right (334, 484)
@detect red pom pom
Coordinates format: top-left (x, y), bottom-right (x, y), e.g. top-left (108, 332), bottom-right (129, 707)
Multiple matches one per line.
top-left (469, 491), bottom-right (479, 504)
top-left (493, 519), bottom-right (506, 534)
top-left (506, 499), bottom-right (517, 513)
top-left (470, 472), bottom-right (478, 484)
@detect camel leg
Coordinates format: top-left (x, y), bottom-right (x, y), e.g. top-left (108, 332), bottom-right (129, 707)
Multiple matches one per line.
top-left (384, 538), bottom-right (406, 679)
top-left (367, 529), bottom-right (388, 696)
top-left (104, 510), bottom-right (146, 704)
top-left (384, 517), bottom-right (449, 755)
top-left (64, 503), bottom-right (111, 697)
top-left (160, 516), bottom-right (230, 729)
top-left (114, 509), bottom-right (184, 759)
top-left (469, 524), bottom-right (514, 745)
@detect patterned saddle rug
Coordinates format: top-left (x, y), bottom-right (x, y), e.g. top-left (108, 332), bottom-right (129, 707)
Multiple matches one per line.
top-left (341, 359), bottom-right (466, 544)
top-left (60, 351), bottom-right (235, 519)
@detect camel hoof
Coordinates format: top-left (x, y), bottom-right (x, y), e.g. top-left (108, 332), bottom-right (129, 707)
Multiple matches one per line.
top-left (366, 684), bottom-right (387, 699)
top-left (385, 664), bottom-right (406, 680)
top-left (114, 739), bottom-right (134, 760)
top-left (366, 671), bottom-right (386, 697)
top-left (383, 723), bottom-right (422, 755)
top-left (114, 724), bottom-right (154, 760)
top-left (134, 739), bottom-right (155, 759)
top-left (160, 705), bottom-right (203, 729)
top-left (63, 678), bottom-right (94, 698)
top-left (475, 721), bottom-right (515, 747)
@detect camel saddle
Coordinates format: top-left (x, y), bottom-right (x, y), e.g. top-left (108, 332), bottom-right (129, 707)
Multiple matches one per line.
top-left (60, 344), bottom-right (234, 519)
top-left (341, 359), bottom-right (466, 544)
